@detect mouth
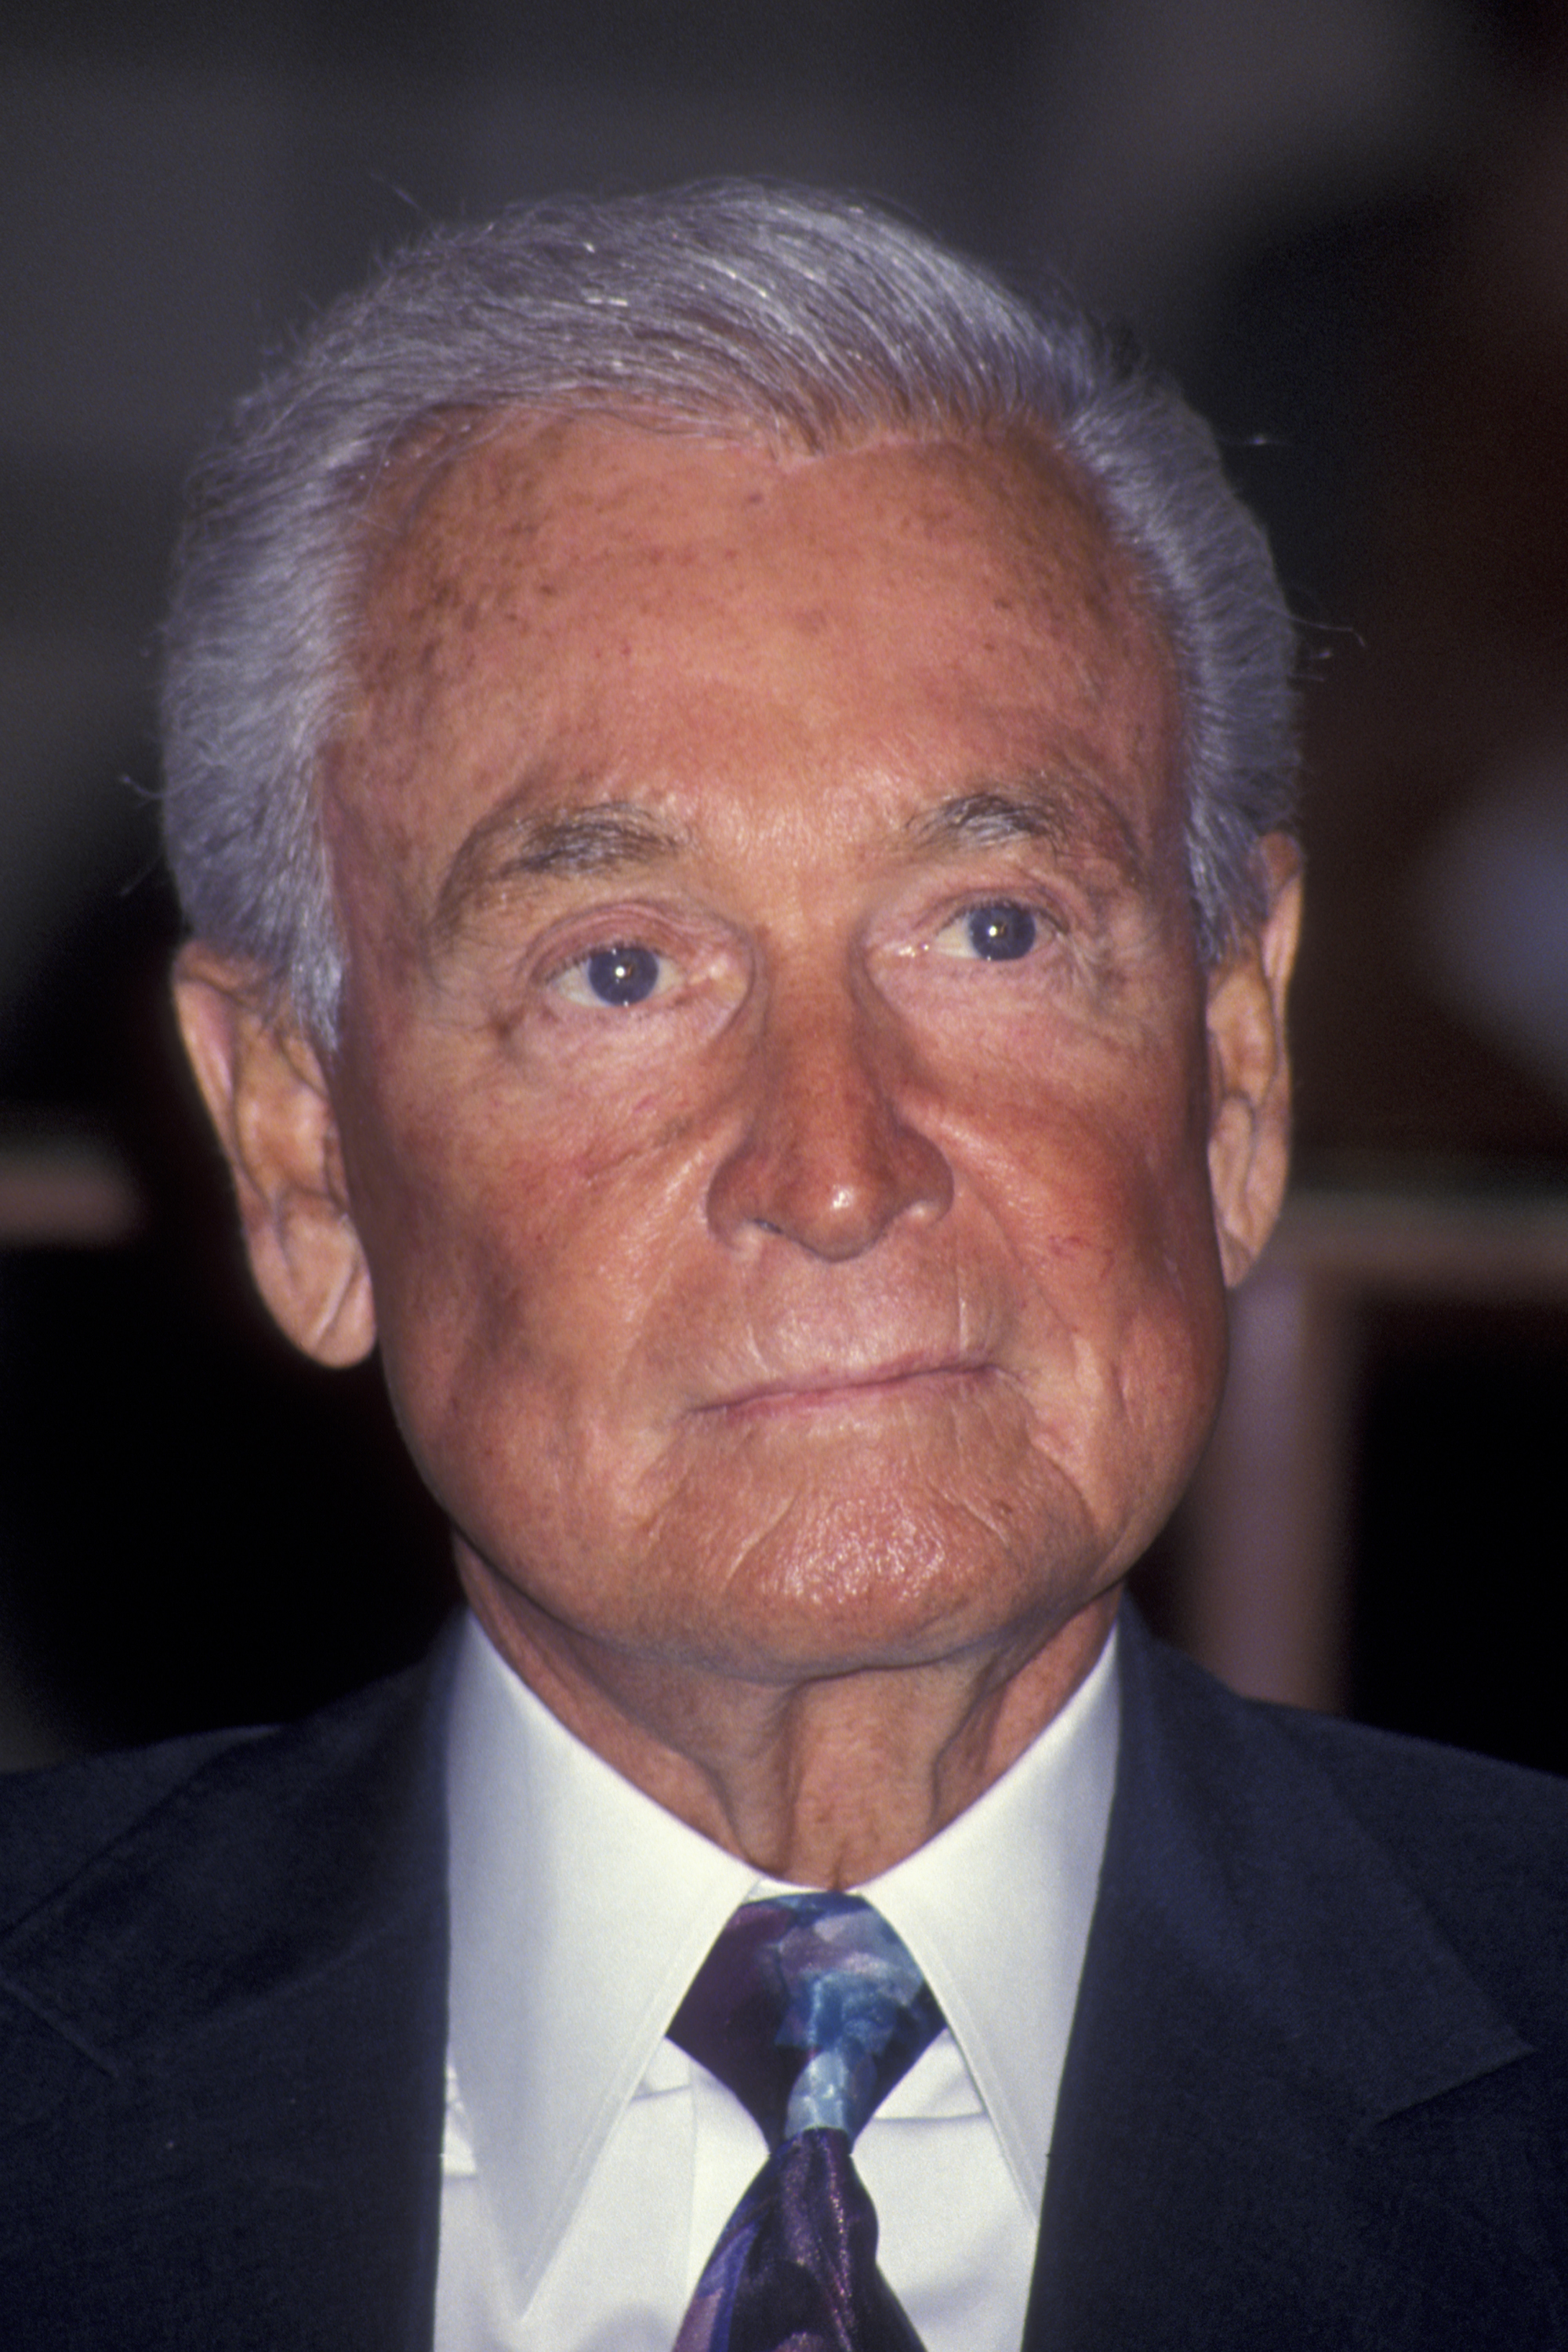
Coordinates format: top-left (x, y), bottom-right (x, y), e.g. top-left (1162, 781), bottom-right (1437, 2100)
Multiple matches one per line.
top-left (699, 1356), bottom-right (996, 1420)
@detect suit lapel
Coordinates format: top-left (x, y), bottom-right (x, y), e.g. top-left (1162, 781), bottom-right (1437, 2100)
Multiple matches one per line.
top-left (1022, 1614), bottom-right (1540, 2351)
top-left (0, 1639), bottom-right (455, 2351)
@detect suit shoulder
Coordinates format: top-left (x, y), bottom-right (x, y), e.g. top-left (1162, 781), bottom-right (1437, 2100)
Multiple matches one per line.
top-left (0, 1642), bottom-right (449, 1933)
top-left (1126, 1621), bottom-right (1568, 2038)
top-left (1124, 1608), bottom-right (1568, 1863)
top-left (0, 1722), bottom-right (265, 1929)
top-left (1275, 1704), bottom-right (1568, 2070)
top-left (1267, 1700), bottom-right (1568, 1924)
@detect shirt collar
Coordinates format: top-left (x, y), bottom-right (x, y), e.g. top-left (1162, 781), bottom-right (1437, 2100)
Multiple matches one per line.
top-left (863, 1627), bottom-right (1120, 2210)
top-left (445, 1615), bottom-right (758, 2310)
top-left (445, 1609), bottom-right (1120, 2306)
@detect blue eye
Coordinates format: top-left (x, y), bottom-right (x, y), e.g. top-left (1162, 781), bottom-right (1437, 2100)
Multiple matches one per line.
top-left (964, 902), bottom-right (1037, 960)
top-left (583, 944), bottom-right (662, 1005)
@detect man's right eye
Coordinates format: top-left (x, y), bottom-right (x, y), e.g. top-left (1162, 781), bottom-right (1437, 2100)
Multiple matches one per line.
top-left (555, 942), bottom-right (668, 1007)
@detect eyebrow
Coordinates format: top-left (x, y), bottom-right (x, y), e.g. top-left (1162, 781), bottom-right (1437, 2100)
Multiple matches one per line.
top-left (432, 793), bottom-right (686, 943)
top-left (906, 779), bottom-right (1147, 886)
top-left (430, 770), bottom-right (1149, 948)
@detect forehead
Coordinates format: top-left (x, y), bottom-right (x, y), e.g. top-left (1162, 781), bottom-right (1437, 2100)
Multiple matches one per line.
top-left (330, 412), bottom-right (1181, 905)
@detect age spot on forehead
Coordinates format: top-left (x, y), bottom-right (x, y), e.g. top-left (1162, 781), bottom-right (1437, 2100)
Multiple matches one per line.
top-left (329, 412), bottom-right (1184, 963)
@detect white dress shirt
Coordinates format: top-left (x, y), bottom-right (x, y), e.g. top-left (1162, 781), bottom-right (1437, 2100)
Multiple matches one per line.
top-left (437, 1612), bottom-right (1120, 2352)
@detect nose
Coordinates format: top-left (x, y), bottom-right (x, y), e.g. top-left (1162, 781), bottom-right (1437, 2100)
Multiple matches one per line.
top-left (705, 979), bottom-right (953, 1261)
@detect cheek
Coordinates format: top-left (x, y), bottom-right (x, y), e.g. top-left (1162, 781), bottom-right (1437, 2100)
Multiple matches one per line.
top-left (1013, 1142), bottom-right (1223, 1400)
top-left (1080, 1125), bottom-right (1229, 1483)
top-left (337, 1053), bottom-right (703, 1446)
top-left (960, 1009), bottom-right (1214, 1275)
top-left (969, 1041), bottom-right (1226, 1433)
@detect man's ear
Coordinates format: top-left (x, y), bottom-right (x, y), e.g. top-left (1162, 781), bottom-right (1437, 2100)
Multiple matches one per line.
top-left (1205, 832), bottom-right (1302, 1287)
top-left (172, 942), bottom-right (377, 1367)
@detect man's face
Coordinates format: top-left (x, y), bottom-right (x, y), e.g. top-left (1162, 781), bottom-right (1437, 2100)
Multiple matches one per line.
top-left (314, 417), bottom-right (1240, 1682)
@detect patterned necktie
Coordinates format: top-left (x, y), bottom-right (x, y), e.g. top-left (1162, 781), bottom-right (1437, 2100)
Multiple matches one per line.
top-left (667, 1891), bottom-right (944, 2352)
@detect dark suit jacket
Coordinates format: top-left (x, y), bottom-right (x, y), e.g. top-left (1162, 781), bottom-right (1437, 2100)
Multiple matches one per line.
top-left (1, 1609), bottom-right (1564, 2348)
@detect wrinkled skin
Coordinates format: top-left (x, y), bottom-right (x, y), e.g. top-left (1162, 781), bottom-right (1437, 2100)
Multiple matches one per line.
top-left (178, 419), bottom-right (1298, 1881)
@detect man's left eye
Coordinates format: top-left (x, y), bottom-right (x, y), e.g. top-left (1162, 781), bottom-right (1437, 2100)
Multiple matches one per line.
top-left (557, 942), bottom-right (668, 1006)
top-left (935, 901), bottom-right (1040, 961)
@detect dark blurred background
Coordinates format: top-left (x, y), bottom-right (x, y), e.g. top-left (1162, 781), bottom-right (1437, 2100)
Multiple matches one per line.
top-left (4, 0), bottom-right (1566, 1768)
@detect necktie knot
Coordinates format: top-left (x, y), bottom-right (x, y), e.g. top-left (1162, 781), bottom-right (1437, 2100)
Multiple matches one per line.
top-left (668, 1894), bottom-right (942, 2350)
top-left (670, 1893), bottom-right (942, 2150)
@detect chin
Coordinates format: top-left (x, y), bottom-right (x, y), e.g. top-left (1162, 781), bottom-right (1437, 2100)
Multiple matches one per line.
top-left (664, 1471), bottom-right (1108, 1681)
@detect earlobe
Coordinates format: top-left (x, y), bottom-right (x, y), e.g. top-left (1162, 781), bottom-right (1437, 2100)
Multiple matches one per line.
top-left (172, 943), bottom-right (377, 1367)
top-left (1205, 833), bottom-right (1302, 1287)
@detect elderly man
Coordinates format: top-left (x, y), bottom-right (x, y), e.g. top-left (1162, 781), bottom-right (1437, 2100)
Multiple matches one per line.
top-left (1, 185), bottom-right (1563, 2350)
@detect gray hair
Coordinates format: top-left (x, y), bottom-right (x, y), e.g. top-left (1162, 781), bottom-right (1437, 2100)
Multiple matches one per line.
top-left (159, 181), bottom-right (1297, 1041)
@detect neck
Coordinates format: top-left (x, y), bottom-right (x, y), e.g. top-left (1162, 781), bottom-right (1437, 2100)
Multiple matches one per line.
top-left (459, 1568), bottom-right (1120, 1886)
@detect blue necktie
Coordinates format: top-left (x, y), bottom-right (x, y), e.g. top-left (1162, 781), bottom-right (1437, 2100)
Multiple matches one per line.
top-left (667, 1892), bottom-right (943, 2352)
